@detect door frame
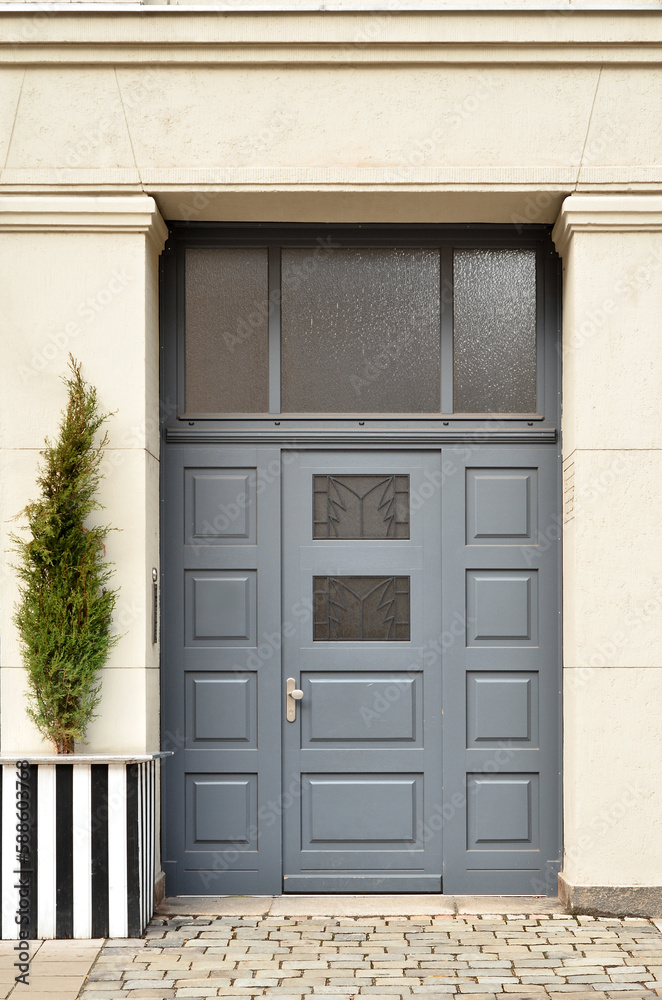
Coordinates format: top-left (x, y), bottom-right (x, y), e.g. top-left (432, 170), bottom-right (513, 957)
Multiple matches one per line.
top-left (159, 222), bottom-right (563, 896)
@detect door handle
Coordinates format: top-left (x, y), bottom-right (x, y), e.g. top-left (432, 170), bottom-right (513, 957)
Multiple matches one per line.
top-left (286, 677), bottom-right (304, 723)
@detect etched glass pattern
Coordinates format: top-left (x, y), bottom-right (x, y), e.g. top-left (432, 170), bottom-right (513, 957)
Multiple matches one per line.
top-left (185, 248), bottom-right (269, 414)
top-left (313, 475), bottom-right (409, 539)
top-left (281, 248), bottom-right (441, 413)
top-left (453, 249), bottom-right (537, 414)
top-left (313, 576), bottom-right (410, 641)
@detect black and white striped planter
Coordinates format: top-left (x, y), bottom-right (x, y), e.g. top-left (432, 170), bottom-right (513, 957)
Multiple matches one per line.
top-left (0, 754), bottom-right (164, 939)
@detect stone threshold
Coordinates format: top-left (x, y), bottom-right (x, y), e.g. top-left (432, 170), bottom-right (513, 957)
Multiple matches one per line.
top-left (157, 894), bottom-right (567, 916)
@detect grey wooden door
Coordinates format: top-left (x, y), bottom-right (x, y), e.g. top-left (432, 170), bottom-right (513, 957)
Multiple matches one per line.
top-left (281, 451), bottom-right (443, 892)
top-left (161, 440), bottom-right (561, 895)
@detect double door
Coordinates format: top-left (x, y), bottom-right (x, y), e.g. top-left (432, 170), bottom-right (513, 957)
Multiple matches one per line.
top-left (161, 443), bottom-right (560, 895)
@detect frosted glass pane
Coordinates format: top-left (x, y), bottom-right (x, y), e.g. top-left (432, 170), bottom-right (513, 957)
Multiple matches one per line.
top-left (453, 249), bottom-right (537, 413)
top-left (185, 248), bottom-right (269, 413)
top-left (281, 249), bottom-right (441, 413)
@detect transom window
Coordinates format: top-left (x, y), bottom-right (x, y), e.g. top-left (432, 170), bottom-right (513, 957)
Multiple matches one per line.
top-left (167, 225), bottom-right (557, 423)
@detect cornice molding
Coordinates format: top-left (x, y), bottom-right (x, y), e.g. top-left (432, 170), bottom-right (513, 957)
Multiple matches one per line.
top-left (2, 42), bottom-right (660, 67)
top-left (2, 2), bottom-right (660, 9)
top-left (0, 165), bottom-right (587, 192)
top-left (0, 12), bottom-right (661, 67)
top-left (0, 194), bottom-right (168, 248)
top-left (552, 195), bottom-right (662, 257)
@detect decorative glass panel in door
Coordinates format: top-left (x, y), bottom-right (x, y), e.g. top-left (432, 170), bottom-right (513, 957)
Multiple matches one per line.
top-left (313, 576), bottom-right (411, 641)
top-left (313, 475), bottom-right (410, 539)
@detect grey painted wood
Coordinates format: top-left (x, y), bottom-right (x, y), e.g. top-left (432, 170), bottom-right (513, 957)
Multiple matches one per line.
top-left (162, 443), bottom-right (561, 895)
top-left (440, 444), bottom-right (561, 894)
top-left (166, 427), bottom-right (557, 446)
top-left (161, 445), bottom-right (282, 894)
top-left (281, 451), bottom-right (443, 892)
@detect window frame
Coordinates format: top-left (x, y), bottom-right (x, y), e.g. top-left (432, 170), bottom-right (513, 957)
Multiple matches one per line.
top-left (160, 223), bottom-right (560, 443)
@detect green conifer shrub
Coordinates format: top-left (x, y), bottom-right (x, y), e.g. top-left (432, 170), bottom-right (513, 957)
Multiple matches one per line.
top-left (12, 356), bottom-right (118, 754)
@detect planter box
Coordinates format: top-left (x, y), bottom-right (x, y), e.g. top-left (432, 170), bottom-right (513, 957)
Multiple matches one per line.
top-left (0, 754), bottom-right (164, 939)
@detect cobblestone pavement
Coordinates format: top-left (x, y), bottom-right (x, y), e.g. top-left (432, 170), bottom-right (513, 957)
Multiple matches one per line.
top-left (79, 912), bottom-right (662, 1000)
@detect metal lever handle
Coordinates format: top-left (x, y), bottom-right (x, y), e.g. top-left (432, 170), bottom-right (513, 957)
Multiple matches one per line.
top-left (286, 677), bottom-right (304, 723)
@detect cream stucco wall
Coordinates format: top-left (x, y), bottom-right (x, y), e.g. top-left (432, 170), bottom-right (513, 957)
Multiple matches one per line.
top-left (553, 199), bottom-right (662, 892)
top-left (1, 7), bottom-right (661, 897)
top-left (0, 199), bottom-right (166, 754)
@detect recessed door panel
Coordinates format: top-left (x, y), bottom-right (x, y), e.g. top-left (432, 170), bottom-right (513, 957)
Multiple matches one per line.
top-left (186, 571), bottom-right (256, 643)
top-left (466, 468), bottom-right (537, 544)
top-left (185, 469), bottom-right (257, 544)
top-left (467, 672), bottom-right (538, 747)
top-left (467, 570), bottom-right (538, 645)
top-left (185, 773), bottom-right (258, 850)
top-left (467, 774), bottom-right (539, 850)
top-left (301, 673), bottom-right (421, 748)
top-left (301, 775), bottom-right (421, 849)
top-left (186, 673), bottom-right (257, 748)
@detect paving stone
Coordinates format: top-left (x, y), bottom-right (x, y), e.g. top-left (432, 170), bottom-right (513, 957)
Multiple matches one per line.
top-left (125, 978), bottom-right (176, 988)
top-left (232, 978), bottom-right (279, 986)
top-left (77, 910), bottom-right (662, 1000)
top-left (173, 991), bottom-right (220, 998)
top-left (604, 986), bottom-right (657, 992)
top-left (409, 989), bottom-right (460, 995)
top-left (474, 978), bottom-right (520, 985)
top-left (328, 973), bottom-right (374, 987)
top-left (78, 993), bottom-right (128, 999)
top-left (373, 978), bottom-right (421, 985)
top-left (358, 989), bottom-right (414, 994)
top-left (249, 969), bottom-right (303, 977)
top-left (170, 968), bottom-right (217, 978)
top-left (566, 977), bottom-right (616, 984)
top-left (444, 995), bottom-right (497, 1000)
top-left (518, 977), bottom-right (568, 985)
top-left (472, 962), bottom-right (515, 968)
top-left (281, 961), bottom-right (331, 969)
top-left (547, 988), bottom-right (605, 993)
top-left (243, 993), bottom-right (310, 998)
top-left (502, 989), bottom-right (548, 995)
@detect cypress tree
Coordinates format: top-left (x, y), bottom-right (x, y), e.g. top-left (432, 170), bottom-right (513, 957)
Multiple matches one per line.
top-left (12, 356), bottom-right (118, 753)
